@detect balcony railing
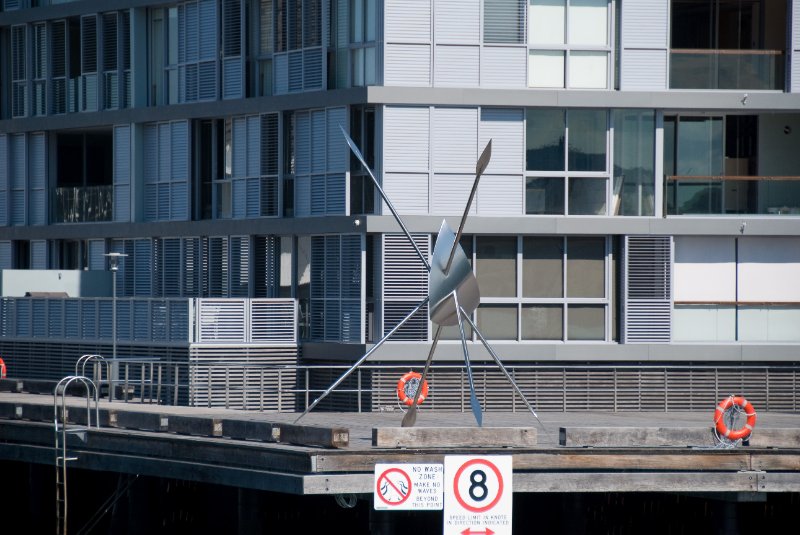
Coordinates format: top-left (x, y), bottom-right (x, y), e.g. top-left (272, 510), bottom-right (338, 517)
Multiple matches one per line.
top-left (53, 185), bottom-right (113, 223)
top-left (670, 49), bottom-right (784, 90)
top-left (666, 175), bottom-right (800, 215)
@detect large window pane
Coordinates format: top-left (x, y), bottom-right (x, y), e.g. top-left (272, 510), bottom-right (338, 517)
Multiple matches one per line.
top-left (566, 237), bottom-right (604, 297)
top-left (568, 110), bottom-right (606, 171)
top-left (528, 0), bottom-right (565, 45)
top-left (568, 51), bottom-right (607, 88)
top-left (528, 51), bottom-right (565, 88)
top-left (522, 304), bottom-right (563, 339)
top-left (477, 304), bottom-right (518, 340)
top-left (523, 237), bottom-right (563, 297)
top-left (567, 304), bottom-right (604, 340)
top-left (568, 0), bottom-right (608, 46)
top-left (526, 109), bottom-right (565, 170)
top-left (568, 177), bottom-right (606, 215)
top-left (675, 117), bottom-right (723, 176)
top-left (526, 177), bottom-right (564, 214)
top-left (476, 236), bottom-right (517, 297)
top-left (613, 110), bottom-right (655, 216)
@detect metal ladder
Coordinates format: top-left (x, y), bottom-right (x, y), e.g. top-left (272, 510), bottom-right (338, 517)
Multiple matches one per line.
top-left (76, 355), bottom-right (113, 402)
top-left (54, 376), bottom-right (99, 535)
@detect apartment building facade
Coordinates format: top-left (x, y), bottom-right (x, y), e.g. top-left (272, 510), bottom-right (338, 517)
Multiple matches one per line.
top-left (1, 0), bottom-right (799, 411)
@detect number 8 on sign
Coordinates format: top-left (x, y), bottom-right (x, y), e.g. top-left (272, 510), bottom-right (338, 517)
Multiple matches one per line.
top-left (453, 458), bottom-right (504, 513)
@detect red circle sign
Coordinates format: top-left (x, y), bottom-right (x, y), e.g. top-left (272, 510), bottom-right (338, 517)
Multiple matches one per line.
top-left (453, 458), bottom-right (504, 513)
top-left (376, 468), bottom-right (412, 506)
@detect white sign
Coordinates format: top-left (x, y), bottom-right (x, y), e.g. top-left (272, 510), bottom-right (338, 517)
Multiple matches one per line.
top-left (444, 456), bottom-right (512, 535)
top-left (374, 463), bottom-right (444, 510)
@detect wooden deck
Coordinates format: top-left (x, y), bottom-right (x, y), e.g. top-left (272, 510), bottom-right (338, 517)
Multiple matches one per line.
top-left (2, 391), bottom-right (800, 496)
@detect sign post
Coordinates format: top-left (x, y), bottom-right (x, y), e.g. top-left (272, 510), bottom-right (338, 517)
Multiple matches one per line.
top-left (374, 463), bottom-right (444, 511)
top-left (444, 456), bottom-right (512, 535)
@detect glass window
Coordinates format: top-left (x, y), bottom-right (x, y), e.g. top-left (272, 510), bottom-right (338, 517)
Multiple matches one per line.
top-left (568, 110), bottom-right (606, 172)
top-left (568, 50), bottom-right (607, 89)
top-left (522, 304), bottom-right (563, 339)
top-left (525, 177), bottom-right (564, 214)
top-left (528, 51), bottom-right (565, 88)
top-left (568, 177), bottom-right (606, 215)
top-left (528, 0), bottom-right (610, 88)
top-left (676, 117), bottom-right (723, 176)
top-left (476, 236), bottom-right (517, 297)
top-left (613, 110), bottom-right (655, 216)
top-left (477, 305), bottom-right (518, 340)
top-left (567, 237), bottom-right (604, 297)
top-left (526, 109), bottom-right (565, 171)
top-left (528, 0), bottom-right (565, 45)
top-left (567, 304), bottom-right (605, 340)
top-left (523, 237), bottom-right (563, 297)
top-left (568, 0), bottom-right (608, 46)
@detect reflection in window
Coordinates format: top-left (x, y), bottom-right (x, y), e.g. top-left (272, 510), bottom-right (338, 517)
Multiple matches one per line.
top-left (526, 108), bottom-right (608, 215)
top-left (476, 236), bottom-right (517, 297)
top-left (612, 110), bottom-right (655, 216)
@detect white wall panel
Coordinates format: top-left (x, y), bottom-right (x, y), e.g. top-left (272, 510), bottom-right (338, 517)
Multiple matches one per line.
top-left (434, 45), bottom-right (479, 87)
top-left (477, 174), bottom-right (522, 215)
top-left (620, 49), bottom-right (667, 90)
top-left (383, 172), bottom-right (429, 214)
top-left (385, 44), bottom-right (431, 86)
top-left (479, 108), bottom-right (523, 174)
top-left (435, 0), bottom-right (479, 43)
top-left (673, 237), bottom-right (735, 302)
top-left (384, 106), bottom-right (429, 172)
top-left (433, 107), bottom-right (477, 172)
top-left (432, 173), bottom-right (476, 215)
top-left (480, 46), bottom-right (526, 88)
top-left (385, 0), bottom-right (431, 42)
top-left (738, 237), bottom-right (800, 301)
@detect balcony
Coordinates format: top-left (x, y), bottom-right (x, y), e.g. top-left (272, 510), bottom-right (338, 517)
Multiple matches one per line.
top-left (53, 185), bottom-right (113, 223)
top-left (666, 175), bottom-right (800, 215)
top-left (670, 49), bottom-right (785, 90)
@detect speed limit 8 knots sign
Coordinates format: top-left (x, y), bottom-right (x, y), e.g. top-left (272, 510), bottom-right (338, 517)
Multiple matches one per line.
top-left (444, 456), bottom-right (512, 535)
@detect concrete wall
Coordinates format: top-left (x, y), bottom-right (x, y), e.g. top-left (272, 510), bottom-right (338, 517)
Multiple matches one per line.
top-left (1, 270), bottom-right (112, 297)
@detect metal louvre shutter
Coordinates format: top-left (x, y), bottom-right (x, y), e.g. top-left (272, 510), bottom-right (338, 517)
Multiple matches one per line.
top-left (87, 239), bottom-right (105, 270)
top-left (230, 236), bottom-right (250, 297)
top-left (326, 107), bottom-right (346, 173)
top-left (102, 13), bottom-right (119, 110)
top-left (133, 239), bottom-right (153, 297)
top-left (620, 0), bottom-right (669, 90)
top-left (309, 236), bottom-right (325, 340)
top-left (113, 125), bottom-right (131, 222)
top-left (340, 234), bottom-right (362, 342)
top-left (30, 240), bottom-right (48, 269)
top-left (385, 0), bottom-right (430, 42)
top-left (11, 25), bottom-right (27, 118)
top-left (382, 233), bottom-right (429, 340)
top-left (51, 20), bottom-right (67, 114)
top-left (433, 107), bottom-right (477, 172)
top-left (28, 133), bottom-right (46, 226)
top-left (623, 235), bottom-right (672, 343)
top-left (170, 121), bottom-right (190, 219)
top-left (10, 134), bottom-right (26, 226)
top-left (435, 0), bottom-right (479, 43)
top-left (260, 113), bottom-right (279, 216)
top-left (32, 23), bottom-right (46, 117)
top-left (222, 0), bottom-right (244, 99)
top-left (0, 135), bottom-right (7, 226)
top-left (80, 15), bottom-right (99, 112)
top-left (793, 0), bottom-right (800, 92)
top-left (483, 0), bottom-right (525, 44)
top-left (183, 237), bottom-right (202, 297)
top-left (206, 236), bottom-right (230, 297)
top-left (253, 235), bottom-right (279, 298)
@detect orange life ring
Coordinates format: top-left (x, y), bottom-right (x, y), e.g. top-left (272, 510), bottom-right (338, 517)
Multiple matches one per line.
top-left (397, 371), bottom-right (428, 406)
top-left (0, 357), bottom-right (6, 379)
top-left (714, 396), bottom-right (757, 441)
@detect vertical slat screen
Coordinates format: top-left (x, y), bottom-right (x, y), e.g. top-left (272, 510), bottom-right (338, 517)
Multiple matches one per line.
top-left (382, 233), bottom-right (429, 340)
top-left (624, 235), bottom-right (672, 343)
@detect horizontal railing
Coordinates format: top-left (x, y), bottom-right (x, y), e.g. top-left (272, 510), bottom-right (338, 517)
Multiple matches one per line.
top-left (665, 175), bottom-right (800, 215)
top-left (81, 360), bottom-right (800, 414)
top-left (670, 49), bottom-right (785, 90)
top-left (195, 298), bottom-right (297, 344)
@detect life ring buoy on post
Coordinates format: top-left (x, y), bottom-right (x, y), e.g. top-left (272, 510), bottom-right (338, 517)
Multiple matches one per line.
top-left (714, 396), bottom-right (757, 441)
top-left (0, 357), bottom-right (6, 378)
top-left (397, 371), bottom-right (429, 407)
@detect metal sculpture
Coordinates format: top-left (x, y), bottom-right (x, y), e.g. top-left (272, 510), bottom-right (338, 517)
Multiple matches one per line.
top-left (295, 127), bottom-right (543, 429)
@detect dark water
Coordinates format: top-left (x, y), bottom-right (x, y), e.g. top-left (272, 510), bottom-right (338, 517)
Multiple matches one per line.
top-left (2, 460), bottom-right (797, 534)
